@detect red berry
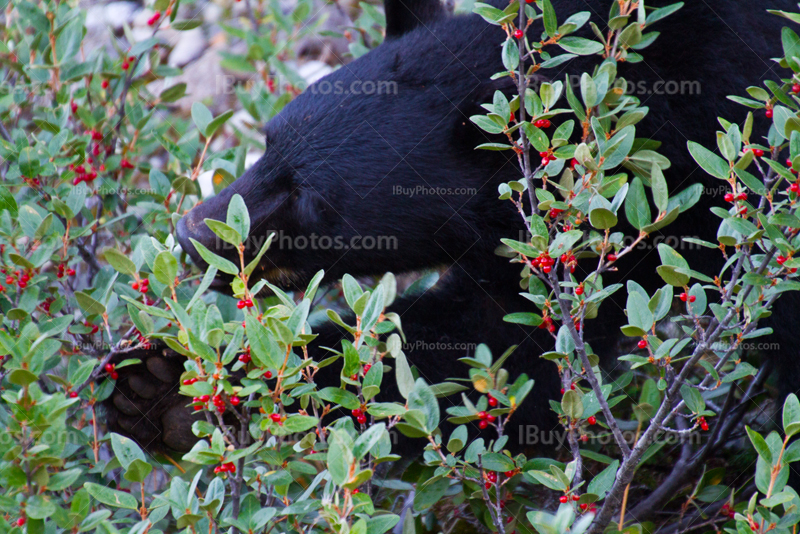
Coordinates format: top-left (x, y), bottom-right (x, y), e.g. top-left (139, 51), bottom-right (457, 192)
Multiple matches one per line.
top-left (16, 518), bottom-right (25, 526)
top-left (513, 29), bottom-right (523, 38)
top-left (559, 496), bottom-right (569, 504)
top-left (573, 494), bottom-right (580, 501)
top-left (570, 383), bottom-right (576, 390)
top-left (587, 416), bottom-right (597, 425)
top-left (581, 434), bottom-right (589, 442)
top-left (478, 411), bottom-right (488, 420)
top-left (270, 413), bottom-right (281, 422)
top-left (487, 414), bottom-right (497, 423)
top-left (101, 79), bottom-right (109, 89)
top-left (637, 339), bottom-right (647, 349)
top-left (724, 193), bottom-right (734, 202)
top-left (793, 84), bottom-right (800, 93)
top-left (67, 268), bottom-right (75, 276)
top-left (352, 408), bottom-right (363, 417)
top-left (200, 395), bottom-right (210, 402)
top-left (265, 370), bottom-right (273, 379)
top-left (357, 414), bottom-right (367, 424)
top-left (70, 101), bottom-right (78, 113)
top-left (752, 148), bottom-right (764, 157)
top-left (121, 61), bottom-right (129, 70)
top-left (5, 276), bottom-right (12, 285)
top-left (139, 285), bottom-right (148, 293)
top-left (488, 395), bottom-right (498, 407)
top-left (479, 420), bottom-right (488, 429)
top-left (104, 363), bottom-right (115, 373)
top-left (363, 363), bottom-right (372, 373)
top-left (69, 391), bottom-right (78, 398)
top-left (131, 282), bottom-right (139, 290)
top-left (580, 503), bottom-right (588, 510)
top-left (237, 300), bottom-right (246, 309)
top-left (679, 292), bottom-right (688, 302)
top-left (239, 353), bottom-right (251, 363)
top-left (17, 280), bottom-right (26, 289)
top-left (607, 254), bottom-right (617, 262)
top-left (689, 295), bottom-right (696, 303)
top-left (110, 371), bottom-right (119, 380)
top-left (504, 470), bottom-right (515, 477)
top-left (560, 388), bottom-right (565, 394)
top-left (575, 285), bottom-right (584, 296)
top-left (791, 183), bottom-right (800, 193)
top-left (244, 299), bottom-right (254, 308)
top-left (737, 192), bottom-right (747, 201)
top-left (230, 396), bottom-right (240, 406)
top-left (767, 109), bottom-right (774, 118)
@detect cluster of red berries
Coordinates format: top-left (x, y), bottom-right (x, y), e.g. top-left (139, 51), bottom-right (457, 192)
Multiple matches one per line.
top-left (531, 252), bottom-right (555, 273)
top-left (560, 383), bottom-right (576, 394)
top-left (236, 298), bottom-right (254, 309)
top-left (104, 362), bottom-right (119, 380)
top-left (352, 408), bottom-right (367, 425)
top-left (146, 11), bottom-right (161, 25)
top-left (534, 119), bottom-right (552, 128)
top-left (720, 503), bottom-right (736, 519)
top-left (131, 278), bottom-right (149, 293)
top-left (698, 416), bottom-right (709, 431)
top-left (120, 158), bottom-right (135, 170)
top-left (678, 292), bottom-right (697, 303)
top-left (238, 347), bottom-right (252, 363)
top-left (484, 470), bottom-right (498, 489)
top-left (68, 163), bottom-right (98, 185)
top-left (4, 271), bottom-right (31, 289)
top-left (579, 503), bottom-right (597, 512)
top-left (121, 55), bottom-right (135, 71)
top-left (559, 494), bottom-right (581, 504)
top-left (476, 410), bottom-right (497, 429)
top-left (723, 192), bottom-right (748, 203)
top-left (182, 377), bottom-right (200, 386)
top-left (539, 151), bottom-right (558, 167)
top-left (56, 264), bottom-right (76, 278)
top-left (539, 315), bottom-right (556, 333)
top-left (213, 462), bottom-right (236, 474)
top-left (40, 298), bottom-right (53, 314)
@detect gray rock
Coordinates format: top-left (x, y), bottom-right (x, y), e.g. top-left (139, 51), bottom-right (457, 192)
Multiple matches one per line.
top-left (168, 27), bottom-right (207, 67)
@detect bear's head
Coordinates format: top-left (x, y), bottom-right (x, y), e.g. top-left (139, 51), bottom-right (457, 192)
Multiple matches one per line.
top-left (176, 0), bottom-right (522, 289)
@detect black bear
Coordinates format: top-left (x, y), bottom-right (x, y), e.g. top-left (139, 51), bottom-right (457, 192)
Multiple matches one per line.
top-left (107, 0), bottom-right (798, 462)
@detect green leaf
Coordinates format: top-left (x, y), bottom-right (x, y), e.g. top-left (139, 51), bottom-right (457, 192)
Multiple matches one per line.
top-left (75, 291), bottom-right (106, 315)
top-left (192, 102), bottom-right (213, 137)
top-left (559, 36), bottom-right (604, 55)
top-left (153, 251), bottom-right (178, 286)
top-left (317, 387), bottom-right (361, 410)
top-left (783, 394), bottom-right (800, 438)
top-left (206, 110), bottom-right (234, 138)
top-left (561, 390), bottom-right (583, 420)
top-left (687, 141), bottom-right (730, 179)
top-left (188, 239), bottom-right (239, 275)
top-left (110, 433), bottom-right (146, 470)
top-left (84, 483), bottom-right (138, 510)
top-left (204, 219), bottom-right (241, 246)
top-left (395, 351), bottom-right (414, 399)
top-left (746, 426), bottom-right (773, 464)
top-left (226, 194), bottom-right (250, 242)
top-left (541, 0), bottom-right (557, 38)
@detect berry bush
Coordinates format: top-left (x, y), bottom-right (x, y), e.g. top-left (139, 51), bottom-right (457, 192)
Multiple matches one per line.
top-left (0, 0), bottom-right (800, 533)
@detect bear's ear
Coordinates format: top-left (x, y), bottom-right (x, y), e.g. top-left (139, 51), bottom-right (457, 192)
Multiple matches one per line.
top-left (384, 0), bottom-right (446, 39)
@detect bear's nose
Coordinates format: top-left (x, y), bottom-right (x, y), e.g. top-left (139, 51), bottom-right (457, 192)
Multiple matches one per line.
top-left (177, 208), bottom-right (214, 269)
